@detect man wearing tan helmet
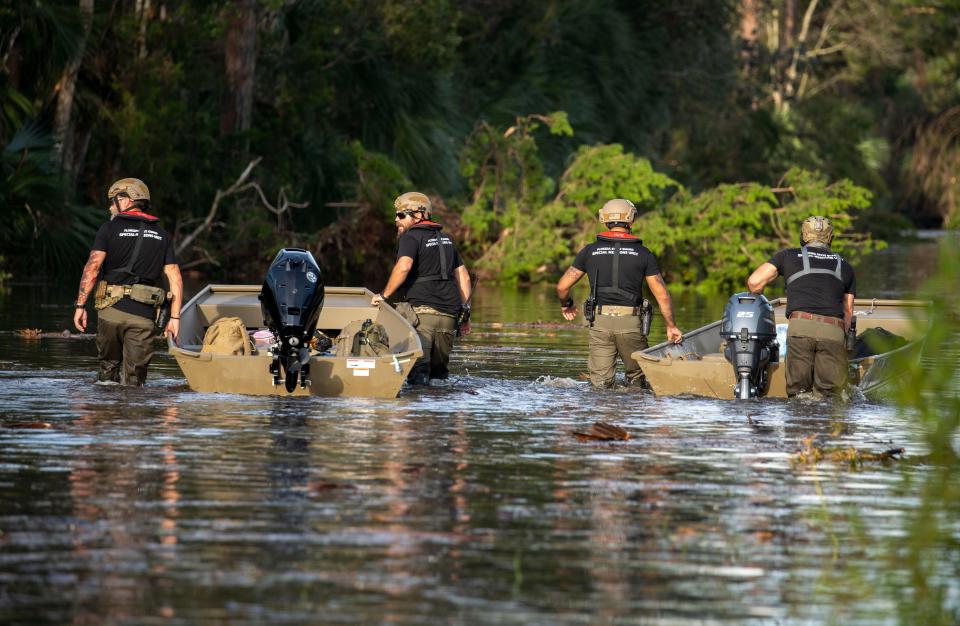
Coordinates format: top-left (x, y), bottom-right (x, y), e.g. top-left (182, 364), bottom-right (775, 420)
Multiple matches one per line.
top-left (73, 178), bottom-right (183, 385)
top-left (556, 198), bottom-right (682, 389)
top-left (371, 192), bottom-right (472, 385)
top-left (747, 215), bottom-right (856, 397)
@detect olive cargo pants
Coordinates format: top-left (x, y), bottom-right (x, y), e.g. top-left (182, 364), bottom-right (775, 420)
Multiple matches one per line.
top-left (587, 314), bottom-right (648, 389)
top-left (785, 317), bottom-right (847, 396)
top-left (409, 311), bottom-right (457, 385)
top-left (96, 306), bottom-right (158, 386)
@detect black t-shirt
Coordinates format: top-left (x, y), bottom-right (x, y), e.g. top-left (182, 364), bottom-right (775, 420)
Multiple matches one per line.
top-left (396, 222), bottom-right (464, 315)
top-left (572, 233), bottom-right (661, 306)
top-left (92, 212), bottom-right (176, 319)
top-left (769, 245), bottom-right (856, 318)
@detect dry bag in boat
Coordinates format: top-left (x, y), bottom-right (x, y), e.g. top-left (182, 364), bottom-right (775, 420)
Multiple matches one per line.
top-left (201, 317), bottom-right (254, 356)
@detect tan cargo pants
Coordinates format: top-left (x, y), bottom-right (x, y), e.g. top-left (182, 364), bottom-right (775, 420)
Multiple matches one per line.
top-left (785, 317), bottom-right (847, 396)
top-left (96, 306), bottom-right (158, 386)
top-left (587, 314), bottom-right (648, 389)
top-left (409, 309), bottom-right (457, 385)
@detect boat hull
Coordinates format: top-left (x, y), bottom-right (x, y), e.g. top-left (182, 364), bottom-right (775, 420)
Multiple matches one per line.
top-left (168, 285), bottom-right (423, 398)
top-left (633, 298), bottom-right (928, 400)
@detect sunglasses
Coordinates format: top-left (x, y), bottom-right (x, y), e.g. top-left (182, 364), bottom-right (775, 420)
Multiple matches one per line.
top-left (395, 211), bottom-right (417, 219)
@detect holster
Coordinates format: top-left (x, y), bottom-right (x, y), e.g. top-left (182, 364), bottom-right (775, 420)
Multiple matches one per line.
top-left (640, 299), bottom-right (653, 336)
top-left (582, 297), bottom-right (597, 327)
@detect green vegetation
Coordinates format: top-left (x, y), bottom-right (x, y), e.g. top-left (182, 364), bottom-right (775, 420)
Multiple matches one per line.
top-left (1, 1), bottom-right (958, 287)
top-left (893, 237), bottom-right (960, 463)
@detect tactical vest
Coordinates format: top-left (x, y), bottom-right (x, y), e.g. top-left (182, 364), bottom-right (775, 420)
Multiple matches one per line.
top-left (785, 246), bottom-right (843, 285)
top-left (595, 236), bottom-right (643, 306)
top-left (95, 213), bottom-right (168, 310)
top-left (411, 224), bottom-right (454, 286)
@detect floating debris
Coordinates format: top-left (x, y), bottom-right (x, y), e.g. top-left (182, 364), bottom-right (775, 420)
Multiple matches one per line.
top-left (572, 421), bottom-right (630, 442)
top-left (793, 435), bottom-right (905, 467)
top-left (307, 480), bottom-right (357, 496)
top-left (14, 328), bottom-right (82, 339)
top-left (5, 422), bottom-right (53, 429)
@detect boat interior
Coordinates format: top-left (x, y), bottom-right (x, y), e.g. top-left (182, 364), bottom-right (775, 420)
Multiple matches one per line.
top-left (175, 285), bottom-right (420, 356)
top-left (642, 298), bottom-right (929, 362)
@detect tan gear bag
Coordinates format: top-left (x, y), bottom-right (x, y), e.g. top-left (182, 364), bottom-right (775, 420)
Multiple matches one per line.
top-left (201, 317), bottom-right (254, 356)
top-left (335, 319), bottom-right (390, 357)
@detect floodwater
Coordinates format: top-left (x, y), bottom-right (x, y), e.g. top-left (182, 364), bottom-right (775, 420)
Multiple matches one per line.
top-left (1, 239), bottom-right (957, 625)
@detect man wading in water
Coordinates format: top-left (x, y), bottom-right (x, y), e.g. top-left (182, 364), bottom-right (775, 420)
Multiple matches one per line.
top-left (371, 192), bottom-right (472, 385)
top-left (73, 178), bottom-right (183, 385)
top-left (747, 215), bottom-right (856, 397)
top-left (556, 198), bottom-right (682, 388)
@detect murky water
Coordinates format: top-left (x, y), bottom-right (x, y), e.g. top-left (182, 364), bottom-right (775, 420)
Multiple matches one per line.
top-left (1, 240), bottom-right (957, 625)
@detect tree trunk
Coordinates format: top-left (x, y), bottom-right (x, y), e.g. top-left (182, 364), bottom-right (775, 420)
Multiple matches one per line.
top-left (779, 0), bottom-right (795, 55)
top-left (779, 0), bottom-right (796, 102)
top-left (739, 0), bottom-right (760, 109)
top-left (136, 0), bottom-right (152, 60)
top-left (53, 0), bottom-right (94, 182)
top-left (220, 0), bottom-right (257, 136)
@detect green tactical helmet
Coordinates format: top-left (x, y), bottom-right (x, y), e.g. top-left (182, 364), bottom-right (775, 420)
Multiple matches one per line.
top-left (801, 215), bottom-right (833, 246)
top-left (394, 191), bottom-right (432, 217)
top-left (598, 198), bottom-right (637, 224)
top-left (107, 178), bottom-right (150, 201)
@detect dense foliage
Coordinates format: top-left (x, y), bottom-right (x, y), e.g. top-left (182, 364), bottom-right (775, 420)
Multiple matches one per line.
top-left (1, 0), bottom-right (958, 288)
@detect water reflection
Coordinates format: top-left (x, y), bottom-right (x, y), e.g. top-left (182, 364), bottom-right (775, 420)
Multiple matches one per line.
top-left (0, 240), bottom-right (956, 624)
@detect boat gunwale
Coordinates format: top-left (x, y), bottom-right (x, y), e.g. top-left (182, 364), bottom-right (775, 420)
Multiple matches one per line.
top-left (167, 283), bottom-right (424, 360)
top-left (634, 297), bottom-right (931, 399)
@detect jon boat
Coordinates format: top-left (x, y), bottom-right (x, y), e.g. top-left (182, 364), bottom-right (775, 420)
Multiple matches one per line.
top-left (633, 298), bottom-right (929, 399)
top-left (167, 285), bottom-right (423, 398)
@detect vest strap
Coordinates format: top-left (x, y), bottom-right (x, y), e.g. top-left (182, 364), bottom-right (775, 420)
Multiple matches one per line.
top-left (785, 246), bottom-right (843, 285)
top-left (412, 233), bottom-right (453, 284)
top-left (105, 221), bottom-right (146, 284)
top-left (596, 241), bottom-right (642, 305)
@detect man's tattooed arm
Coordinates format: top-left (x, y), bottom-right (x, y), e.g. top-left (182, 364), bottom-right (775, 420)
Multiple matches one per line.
top-left (76, 251), bottom-right (106, 305)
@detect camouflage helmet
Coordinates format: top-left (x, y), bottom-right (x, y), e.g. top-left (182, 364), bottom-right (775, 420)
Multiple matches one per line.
top-left (801, 215), bottom-right (833, 246)
top-left (394, 191), bottom-right (432, 218)
top-left (598, 198), bottom-right (637, 224)
top-left (107, 178), bottom-right (150, 202)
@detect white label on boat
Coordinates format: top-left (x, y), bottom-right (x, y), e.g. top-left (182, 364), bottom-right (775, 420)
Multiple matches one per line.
top-left (352, 368), bottom-right (371, 377)
top-left (346, 358), bottom-right (376, 369)
top-left (736, 311), bottom-right (755, 318)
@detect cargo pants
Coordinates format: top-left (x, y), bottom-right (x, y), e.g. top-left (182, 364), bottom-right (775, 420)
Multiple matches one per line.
top-left (587, 314), bottom-right (648, 389)
top-left (96, 306), bottom-right (158, 386)
top-left (409, 308), bottom-right (457, 385)
top-left (785, 317), bottom-right (847, 396)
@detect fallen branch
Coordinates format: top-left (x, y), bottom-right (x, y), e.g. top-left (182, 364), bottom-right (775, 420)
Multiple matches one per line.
top-left (793, 435), bottom-right (906, 467)
top-left (176, 157), bottom-right (262, 256)
top-left (572, 421), bottom-right (630, 442)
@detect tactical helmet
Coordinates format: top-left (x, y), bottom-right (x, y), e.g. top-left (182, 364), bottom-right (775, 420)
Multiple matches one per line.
top-left (801, 215), bottom-right (833, 246)
top-left (394, 191), bottom-right (432, 217)
top-left (598, 198), bottom-right (637, 224)
top-left (107, 178), bottom-right (150, 202)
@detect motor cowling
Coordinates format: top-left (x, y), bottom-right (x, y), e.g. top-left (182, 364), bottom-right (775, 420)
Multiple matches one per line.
top-left (259, 248), bottom-right (325, 392)
top-left (721, 292), bottom-right (778, 399)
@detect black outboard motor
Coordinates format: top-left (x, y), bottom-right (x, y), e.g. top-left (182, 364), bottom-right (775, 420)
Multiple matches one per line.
top-left (721, 292), bottom-right (778, 400)
top-left (259, 248), bottom-right (325, 392)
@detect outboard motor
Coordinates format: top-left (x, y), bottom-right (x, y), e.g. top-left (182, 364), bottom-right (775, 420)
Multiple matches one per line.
top-left (259, 248), bottom-right (325, 392)
top-left (721, 293), bottom-right (778, 400)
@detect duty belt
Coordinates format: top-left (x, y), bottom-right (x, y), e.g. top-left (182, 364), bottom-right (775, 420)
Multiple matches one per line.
top-left (412, 305), bottom-right (457, 319)
top-left (98, 282), bottom-right (166, 307)
top-left (597, 304), bottom-right (641, 316)
top-left (788, 311), bottom-right (844, 328)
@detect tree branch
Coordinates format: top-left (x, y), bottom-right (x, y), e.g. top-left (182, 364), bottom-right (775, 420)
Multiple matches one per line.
top-left (175, 156), bottom-right (262, 255)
